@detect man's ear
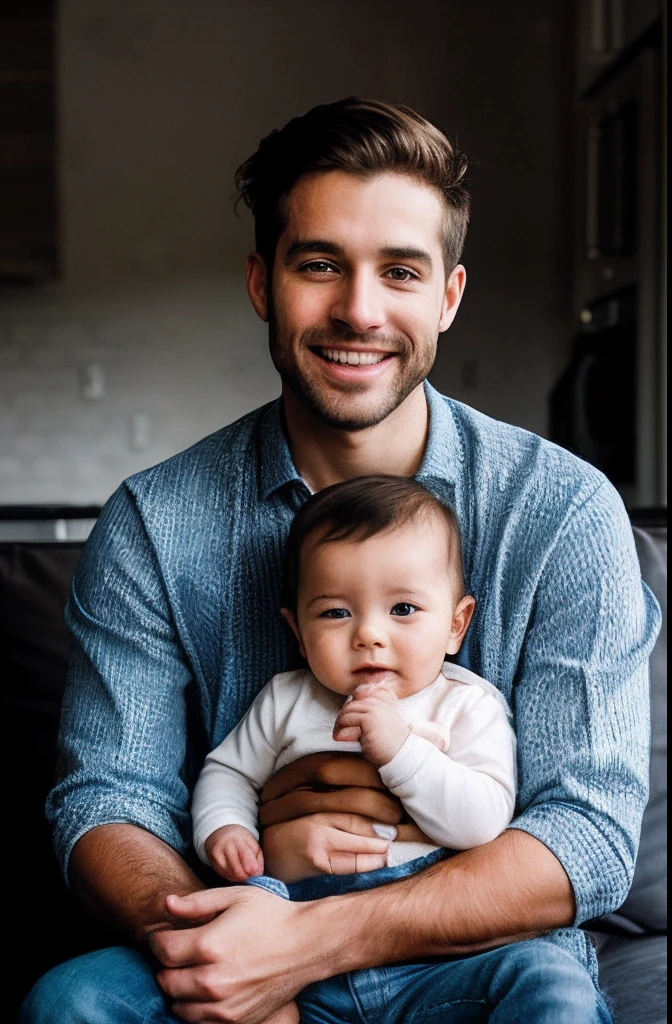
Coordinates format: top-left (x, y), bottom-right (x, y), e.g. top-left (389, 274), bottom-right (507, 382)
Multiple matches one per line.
top-left (438, 264), bottom-right (466, 333)
top-left (280, 607), bottom-right (307, 658)
top-left (445, 594), bottom-right (476, 655)
top-left (246, 252), bottom-right (268, 322)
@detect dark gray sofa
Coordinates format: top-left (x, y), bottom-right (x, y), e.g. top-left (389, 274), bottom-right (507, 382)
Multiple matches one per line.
top-left (0, 506), bottom-right (666, 1022)
top-left (586, 517), bottom-right (667, 1023)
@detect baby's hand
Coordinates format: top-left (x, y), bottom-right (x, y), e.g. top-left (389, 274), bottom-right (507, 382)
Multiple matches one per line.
top-left (204, 824), bottom-right (264, 882)
top-left (333, 683), bottom-right (410, 768)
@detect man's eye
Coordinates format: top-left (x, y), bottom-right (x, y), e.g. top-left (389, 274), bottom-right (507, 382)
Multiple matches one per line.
top-left (320, 608), bottom-right (350, 619)
top-left (386, 267), bottom-right (417, 283)
top-left (302, 261), bottom-right (337, 274)
top-left (390, 602), bottom-right (418, 616)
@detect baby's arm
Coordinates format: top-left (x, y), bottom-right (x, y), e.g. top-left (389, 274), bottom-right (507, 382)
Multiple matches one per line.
top-left (192, 677), bottom-right (284, 877)
top-left (334, 681), bottom-right (517, 849)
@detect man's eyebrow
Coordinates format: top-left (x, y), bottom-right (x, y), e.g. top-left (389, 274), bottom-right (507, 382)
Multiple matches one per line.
top-left (283, 241), bottom-right (434, 268)
top-left (380, 246), bottom-right (433, 267)
top-left (284, 240), bottom-right (344, 263)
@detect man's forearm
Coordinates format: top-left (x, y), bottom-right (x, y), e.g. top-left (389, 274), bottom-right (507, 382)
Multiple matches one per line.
top-left (69, 823), bottom-right (207, 945)
top-left (303, 829), bottom-right (575, 977)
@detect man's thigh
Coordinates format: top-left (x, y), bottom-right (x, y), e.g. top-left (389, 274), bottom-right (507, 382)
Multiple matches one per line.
top-left (19, 946), bottom-right (179, 1024)
top-left (298, 940), bottom-right (613, 1024)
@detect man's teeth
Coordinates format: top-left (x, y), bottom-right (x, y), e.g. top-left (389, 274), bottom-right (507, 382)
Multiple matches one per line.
top-left (321, 349), bottom-right (387, 365)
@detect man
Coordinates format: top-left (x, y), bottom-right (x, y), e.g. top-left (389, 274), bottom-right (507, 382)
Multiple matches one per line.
top-left (22, 97), bottom-right (659, 1023)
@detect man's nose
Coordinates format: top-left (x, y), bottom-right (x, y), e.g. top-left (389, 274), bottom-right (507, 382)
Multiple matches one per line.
top-left (330, 272), bottom-right (385, 334)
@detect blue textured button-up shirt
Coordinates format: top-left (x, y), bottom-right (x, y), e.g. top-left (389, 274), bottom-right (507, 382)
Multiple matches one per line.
top-left (50, 382), bottom-right (660, 976)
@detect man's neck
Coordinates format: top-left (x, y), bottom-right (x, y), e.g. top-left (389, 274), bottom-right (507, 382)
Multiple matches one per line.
top-left (282, 384), bottom-right (430, 492)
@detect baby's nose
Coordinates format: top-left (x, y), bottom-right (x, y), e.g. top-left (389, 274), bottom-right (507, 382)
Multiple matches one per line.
top-left (353, 620), bottom-right (387, 648)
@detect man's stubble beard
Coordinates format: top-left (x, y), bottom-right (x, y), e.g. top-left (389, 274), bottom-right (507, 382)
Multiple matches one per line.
top-left (268, 315), bottom-right (438, 433)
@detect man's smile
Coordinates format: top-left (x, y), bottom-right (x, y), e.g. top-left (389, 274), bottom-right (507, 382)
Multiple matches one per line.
top-left (315, 348), bottom-right (391, 366)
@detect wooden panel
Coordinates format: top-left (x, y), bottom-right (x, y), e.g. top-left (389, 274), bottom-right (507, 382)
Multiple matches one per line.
top-left (0, 0), bottom-right (58, 282)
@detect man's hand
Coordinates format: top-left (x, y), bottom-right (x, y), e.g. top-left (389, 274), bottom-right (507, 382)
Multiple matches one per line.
top-left (205, 824), bottom-right (264, 882)
top-left (151, 830), bottom-right (575, 1023)
top-left (151, 887), bottom-right (319, 1024)
top-left (262, 812), bottom-right (393, 882)
top-left (333, 683), bottom-right (410, 767)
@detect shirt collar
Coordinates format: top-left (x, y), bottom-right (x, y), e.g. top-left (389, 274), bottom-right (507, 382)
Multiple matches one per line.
top-left (416, 381), bottom-right (463, 489)
top-left (258, 399), bottom-right (304, 500)
top-left (258, 381), bottom-right (463, 500)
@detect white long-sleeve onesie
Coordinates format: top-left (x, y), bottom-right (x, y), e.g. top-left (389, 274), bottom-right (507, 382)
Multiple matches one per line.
top-left (192, 663), bottom-right (517, 869)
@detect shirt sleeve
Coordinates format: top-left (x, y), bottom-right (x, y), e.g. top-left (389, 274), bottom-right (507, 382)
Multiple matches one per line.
top-left (191, 679), bottom-right (283, 863)
top-left (508, 480), bottom-right (661, 924)
top-left (379, 690), bottom-right (517, 849)
top-left (46, 483), bottom-right (195, 881)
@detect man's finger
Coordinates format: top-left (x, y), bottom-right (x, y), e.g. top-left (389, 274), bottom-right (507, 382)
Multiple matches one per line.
top-left (259, 785), bottom-right (403, 827)
top-left (327, 825), bottom-right (390, 854)
top-left (260, 752), bottom-right (384, 801)
top-left (164, 887), bottom-right (239, 921)
top-left (328, 851), bottom-right (388, 874)
top-left (157, 963), bottom-right (213, 999)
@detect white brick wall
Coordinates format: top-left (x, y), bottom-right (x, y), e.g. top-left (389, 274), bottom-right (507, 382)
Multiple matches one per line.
top-left (0, 0), bottom-right (575, 507)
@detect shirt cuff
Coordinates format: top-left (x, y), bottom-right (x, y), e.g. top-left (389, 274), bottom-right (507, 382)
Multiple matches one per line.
top-left (509, 802), bottom-right (636, 924)
top-left (52, 791), bottom-right (190, 885)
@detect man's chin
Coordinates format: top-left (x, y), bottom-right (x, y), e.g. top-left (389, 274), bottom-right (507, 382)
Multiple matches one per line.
top-left (284, 381), bottom-right (415, 432)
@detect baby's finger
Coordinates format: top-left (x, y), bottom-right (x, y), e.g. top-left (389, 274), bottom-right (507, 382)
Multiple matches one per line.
top-left (227, 846), bottom-right (253, 882)
top-left (239, 841), bottom-right (263, 878)
top-left (333, 723), bottom-right (361, 742)
top-left (334, 706), bottom-right (367, 726)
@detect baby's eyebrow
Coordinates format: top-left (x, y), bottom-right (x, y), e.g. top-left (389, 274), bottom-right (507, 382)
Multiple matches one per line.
top-left (305, 594), bottom-right (345, 607)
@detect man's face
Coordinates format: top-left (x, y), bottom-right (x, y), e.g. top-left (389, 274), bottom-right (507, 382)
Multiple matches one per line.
top-left (248, 170), bottom-right (464, 431)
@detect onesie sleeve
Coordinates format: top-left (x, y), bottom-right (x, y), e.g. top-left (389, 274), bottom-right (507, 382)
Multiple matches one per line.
top-left (379, 688), bottom-right (517, 849)
top-left (508, 481), bottom-right (661, 924)
top-left (191, 678), bottom-right (283, 863)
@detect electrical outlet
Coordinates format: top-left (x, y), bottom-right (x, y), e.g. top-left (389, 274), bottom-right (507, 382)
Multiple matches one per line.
top-left (80, 363), bottom-right (105, 400)
top-left (129, 412), bottom-right (150, 451)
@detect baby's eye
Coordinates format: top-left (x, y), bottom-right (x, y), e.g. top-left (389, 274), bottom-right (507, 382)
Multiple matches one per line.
top-left (390, 602), bottom-right (418, 617)
top-left (320, 608), bottom-right (350, 619)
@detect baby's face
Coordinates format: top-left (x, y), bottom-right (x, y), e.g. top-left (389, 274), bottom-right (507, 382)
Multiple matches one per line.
top-left (289, 517), bottom-right (470, 700)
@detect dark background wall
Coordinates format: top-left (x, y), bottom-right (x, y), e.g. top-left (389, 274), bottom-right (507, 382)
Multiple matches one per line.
top-left (0, 0), bottom-right (581, 504)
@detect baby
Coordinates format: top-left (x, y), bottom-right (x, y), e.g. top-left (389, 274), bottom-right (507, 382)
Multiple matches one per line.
top-left (192, 475), bottom-right (517, 1024)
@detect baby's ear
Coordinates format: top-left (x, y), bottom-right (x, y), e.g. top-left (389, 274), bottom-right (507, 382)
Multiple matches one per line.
top-left (280, 607), bottom-right (307, 658)
top-left (445, 595), bottom-right (476, 655)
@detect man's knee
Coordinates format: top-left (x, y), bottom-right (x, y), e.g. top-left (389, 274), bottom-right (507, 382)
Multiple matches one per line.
top-left (18, 946), bottom-right (166, 1024)
top-left (491, 941), bottom-right (608, 1021)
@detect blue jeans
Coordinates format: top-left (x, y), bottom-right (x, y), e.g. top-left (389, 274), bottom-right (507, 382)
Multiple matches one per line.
top-left (21, 857), bottom-right (613, 1024)
top-left (19, 939), bottom-right (612, 1024)
top-left (246, 859), bottom-right (612, 1023)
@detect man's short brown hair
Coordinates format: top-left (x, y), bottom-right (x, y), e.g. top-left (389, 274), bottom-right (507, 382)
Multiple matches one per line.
top-left (235, 97), bottom-right (470, 273)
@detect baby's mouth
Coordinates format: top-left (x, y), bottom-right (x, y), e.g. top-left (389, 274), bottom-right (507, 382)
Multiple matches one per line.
top-left (352, 667), bottom-right (394, 685)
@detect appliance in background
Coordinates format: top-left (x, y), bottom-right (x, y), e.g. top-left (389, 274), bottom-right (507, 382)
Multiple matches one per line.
top-left (550, 7), bottom-right (666, 510)
top-left (549, 289), bottom-right (636, 489)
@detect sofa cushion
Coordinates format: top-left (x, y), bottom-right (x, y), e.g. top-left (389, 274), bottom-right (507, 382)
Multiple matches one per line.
top-left (618, 526), bottom-right (667, 933)
top-left (0, 541), bottom-right (121, 1022)
top-left (591, 932), bottom-right (667, 1024)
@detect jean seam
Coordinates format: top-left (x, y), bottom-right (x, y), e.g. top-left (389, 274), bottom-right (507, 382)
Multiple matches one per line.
top-left (407, 997), bottom-right (489, 1023)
